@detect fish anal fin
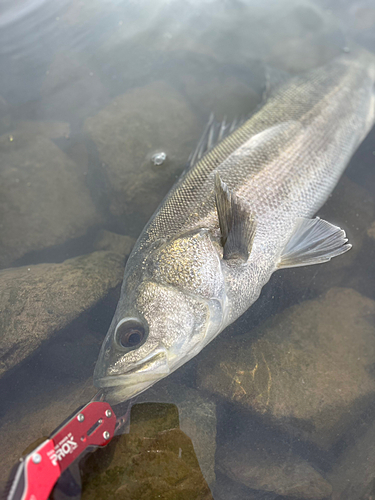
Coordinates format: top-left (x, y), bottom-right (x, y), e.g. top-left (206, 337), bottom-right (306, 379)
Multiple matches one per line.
top-left (277, 217), bottom-right (351, 269)
top-left (214, 173), bottom-right (256, 261)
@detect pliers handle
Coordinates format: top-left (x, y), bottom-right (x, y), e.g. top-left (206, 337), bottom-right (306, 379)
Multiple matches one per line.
top-left (5, 401), bottom-right (116, 500)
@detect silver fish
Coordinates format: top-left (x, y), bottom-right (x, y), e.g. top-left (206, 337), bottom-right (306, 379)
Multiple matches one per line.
top-left (94, 50), bottom-right (375, 404)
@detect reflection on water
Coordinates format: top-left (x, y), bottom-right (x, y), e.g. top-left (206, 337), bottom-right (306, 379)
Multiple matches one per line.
top-left (1, 0), bottom-right (375, 498)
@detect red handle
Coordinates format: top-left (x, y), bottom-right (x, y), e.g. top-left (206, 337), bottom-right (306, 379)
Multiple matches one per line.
top-left (6, 401), bottom-right (116, 500)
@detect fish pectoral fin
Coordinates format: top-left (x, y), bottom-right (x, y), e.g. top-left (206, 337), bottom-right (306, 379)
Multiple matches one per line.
top-left (214, 173), bottom-right (256, 260)
top-left (277, 217), bottom-right (351, 269)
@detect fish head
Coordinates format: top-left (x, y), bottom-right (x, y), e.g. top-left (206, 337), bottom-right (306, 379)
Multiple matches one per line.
top-left (94, 232), bottom-right (224, 404)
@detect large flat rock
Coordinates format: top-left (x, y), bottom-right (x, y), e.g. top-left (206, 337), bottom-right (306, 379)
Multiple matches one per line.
top-left (0, 251), bottom-right (125, 377)
top-left (197, 288), bottom-right (375, 448)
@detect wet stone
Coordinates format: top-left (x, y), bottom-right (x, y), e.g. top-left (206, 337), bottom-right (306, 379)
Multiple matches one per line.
top-left (0, 128), bottom-right (101, 268)
top-left (84, 81), bottom-right (201, 223)
top-left (0, 251), bottom-right (125, 377)
top-left (93, 230), bottom-right (136, 257)
top-left (80, 402), bottom-right (213, 500)
top-left (197, 288), bottom-right (375, 448)
top-left (217, 432), bottom-right (332, 499)
top-left (137, 381), bottom-right (217, 486)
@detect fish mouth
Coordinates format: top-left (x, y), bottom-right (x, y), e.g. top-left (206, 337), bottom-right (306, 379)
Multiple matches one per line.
top-left (94, 349), bottom-right (170, 389)
top-left (99, 379), bottom-right (158, 405)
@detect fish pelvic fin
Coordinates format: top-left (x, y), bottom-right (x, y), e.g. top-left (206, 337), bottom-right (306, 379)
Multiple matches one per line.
top-left (214, 173), bottom-right (256, 261)
top-left (277, 217), bottom-right (351, 269)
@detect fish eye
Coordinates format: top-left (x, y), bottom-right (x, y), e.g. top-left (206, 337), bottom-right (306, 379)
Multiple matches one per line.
top-left (115, 319), bottom-right (147, 350)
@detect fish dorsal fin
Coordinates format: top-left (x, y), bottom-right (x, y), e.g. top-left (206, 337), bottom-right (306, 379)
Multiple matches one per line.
top-left (277, 217), bottom-right (351, 269)
top-left (263, 64), bottom-right (291, 99)
top-left (187, 114), bottom-right (248, 169)
top-left (214, 173), bottom-right (256, 260)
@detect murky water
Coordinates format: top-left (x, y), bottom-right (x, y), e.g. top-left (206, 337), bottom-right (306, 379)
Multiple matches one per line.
top-left (1, 0), bottom-right (375, 498)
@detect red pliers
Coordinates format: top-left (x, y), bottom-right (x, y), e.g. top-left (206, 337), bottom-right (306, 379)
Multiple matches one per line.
top-left (5, 398), bottom-right (129, 500)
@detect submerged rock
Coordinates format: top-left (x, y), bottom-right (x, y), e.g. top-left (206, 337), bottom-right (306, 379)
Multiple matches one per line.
top-left (80, 402), bottom-right (213, 500)
top-left (84, 81), bottom-right (200, 222)
top-left (0, 128), bottom-right (100, 268)
top-left (217, 432), bottom-right (331, 499)
top-left (197, 288), bottom-right (375, 448)
top-left (138, 381), bottom-right (217, 486)
top-left (0, 251), bottom-right (125, 376)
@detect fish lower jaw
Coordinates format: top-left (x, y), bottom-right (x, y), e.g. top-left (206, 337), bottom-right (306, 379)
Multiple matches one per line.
top-left (101, 379), bottom-right (160, 405)
top-left (94, 370), bottom-right (168, 389)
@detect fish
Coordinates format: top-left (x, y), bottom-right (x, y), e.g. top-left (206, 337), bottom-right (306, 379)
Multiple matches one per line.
top-left (94, 49), bottom-right (375, 404)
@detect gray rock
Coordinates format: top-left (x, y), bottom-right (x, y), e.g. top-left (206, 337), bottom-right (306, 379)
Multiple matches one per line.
top-left (93, 230), bottom-right (135, 256)
top-left (0, 128), bottom-right (101, 268)
top-left (217, 433), bottom-right (332, 499)
top-left (0, 251), bottom-right (125, 376)
top-left (84, 81), bottom-right (201, 222)
top-left (137, 381), bottom-right (217, 486)
top-left (197, 288), bottom-right (375, 448)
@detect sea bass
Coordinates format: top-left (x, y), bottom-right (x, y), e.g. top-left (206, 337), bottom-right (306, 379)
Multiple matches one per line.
top-left (94, 50), bottom-right (375, 404)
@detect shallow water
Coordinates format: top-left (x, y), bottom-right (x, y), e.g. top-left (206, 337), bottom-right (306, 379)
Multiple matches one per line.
top-left (1, 0), bottom-right (375, 498)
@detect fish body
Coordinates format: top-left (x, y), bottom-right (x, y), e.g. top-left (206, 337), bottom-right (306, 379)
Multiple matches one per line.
top-left (94, 50), bottom-right (375, 403)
